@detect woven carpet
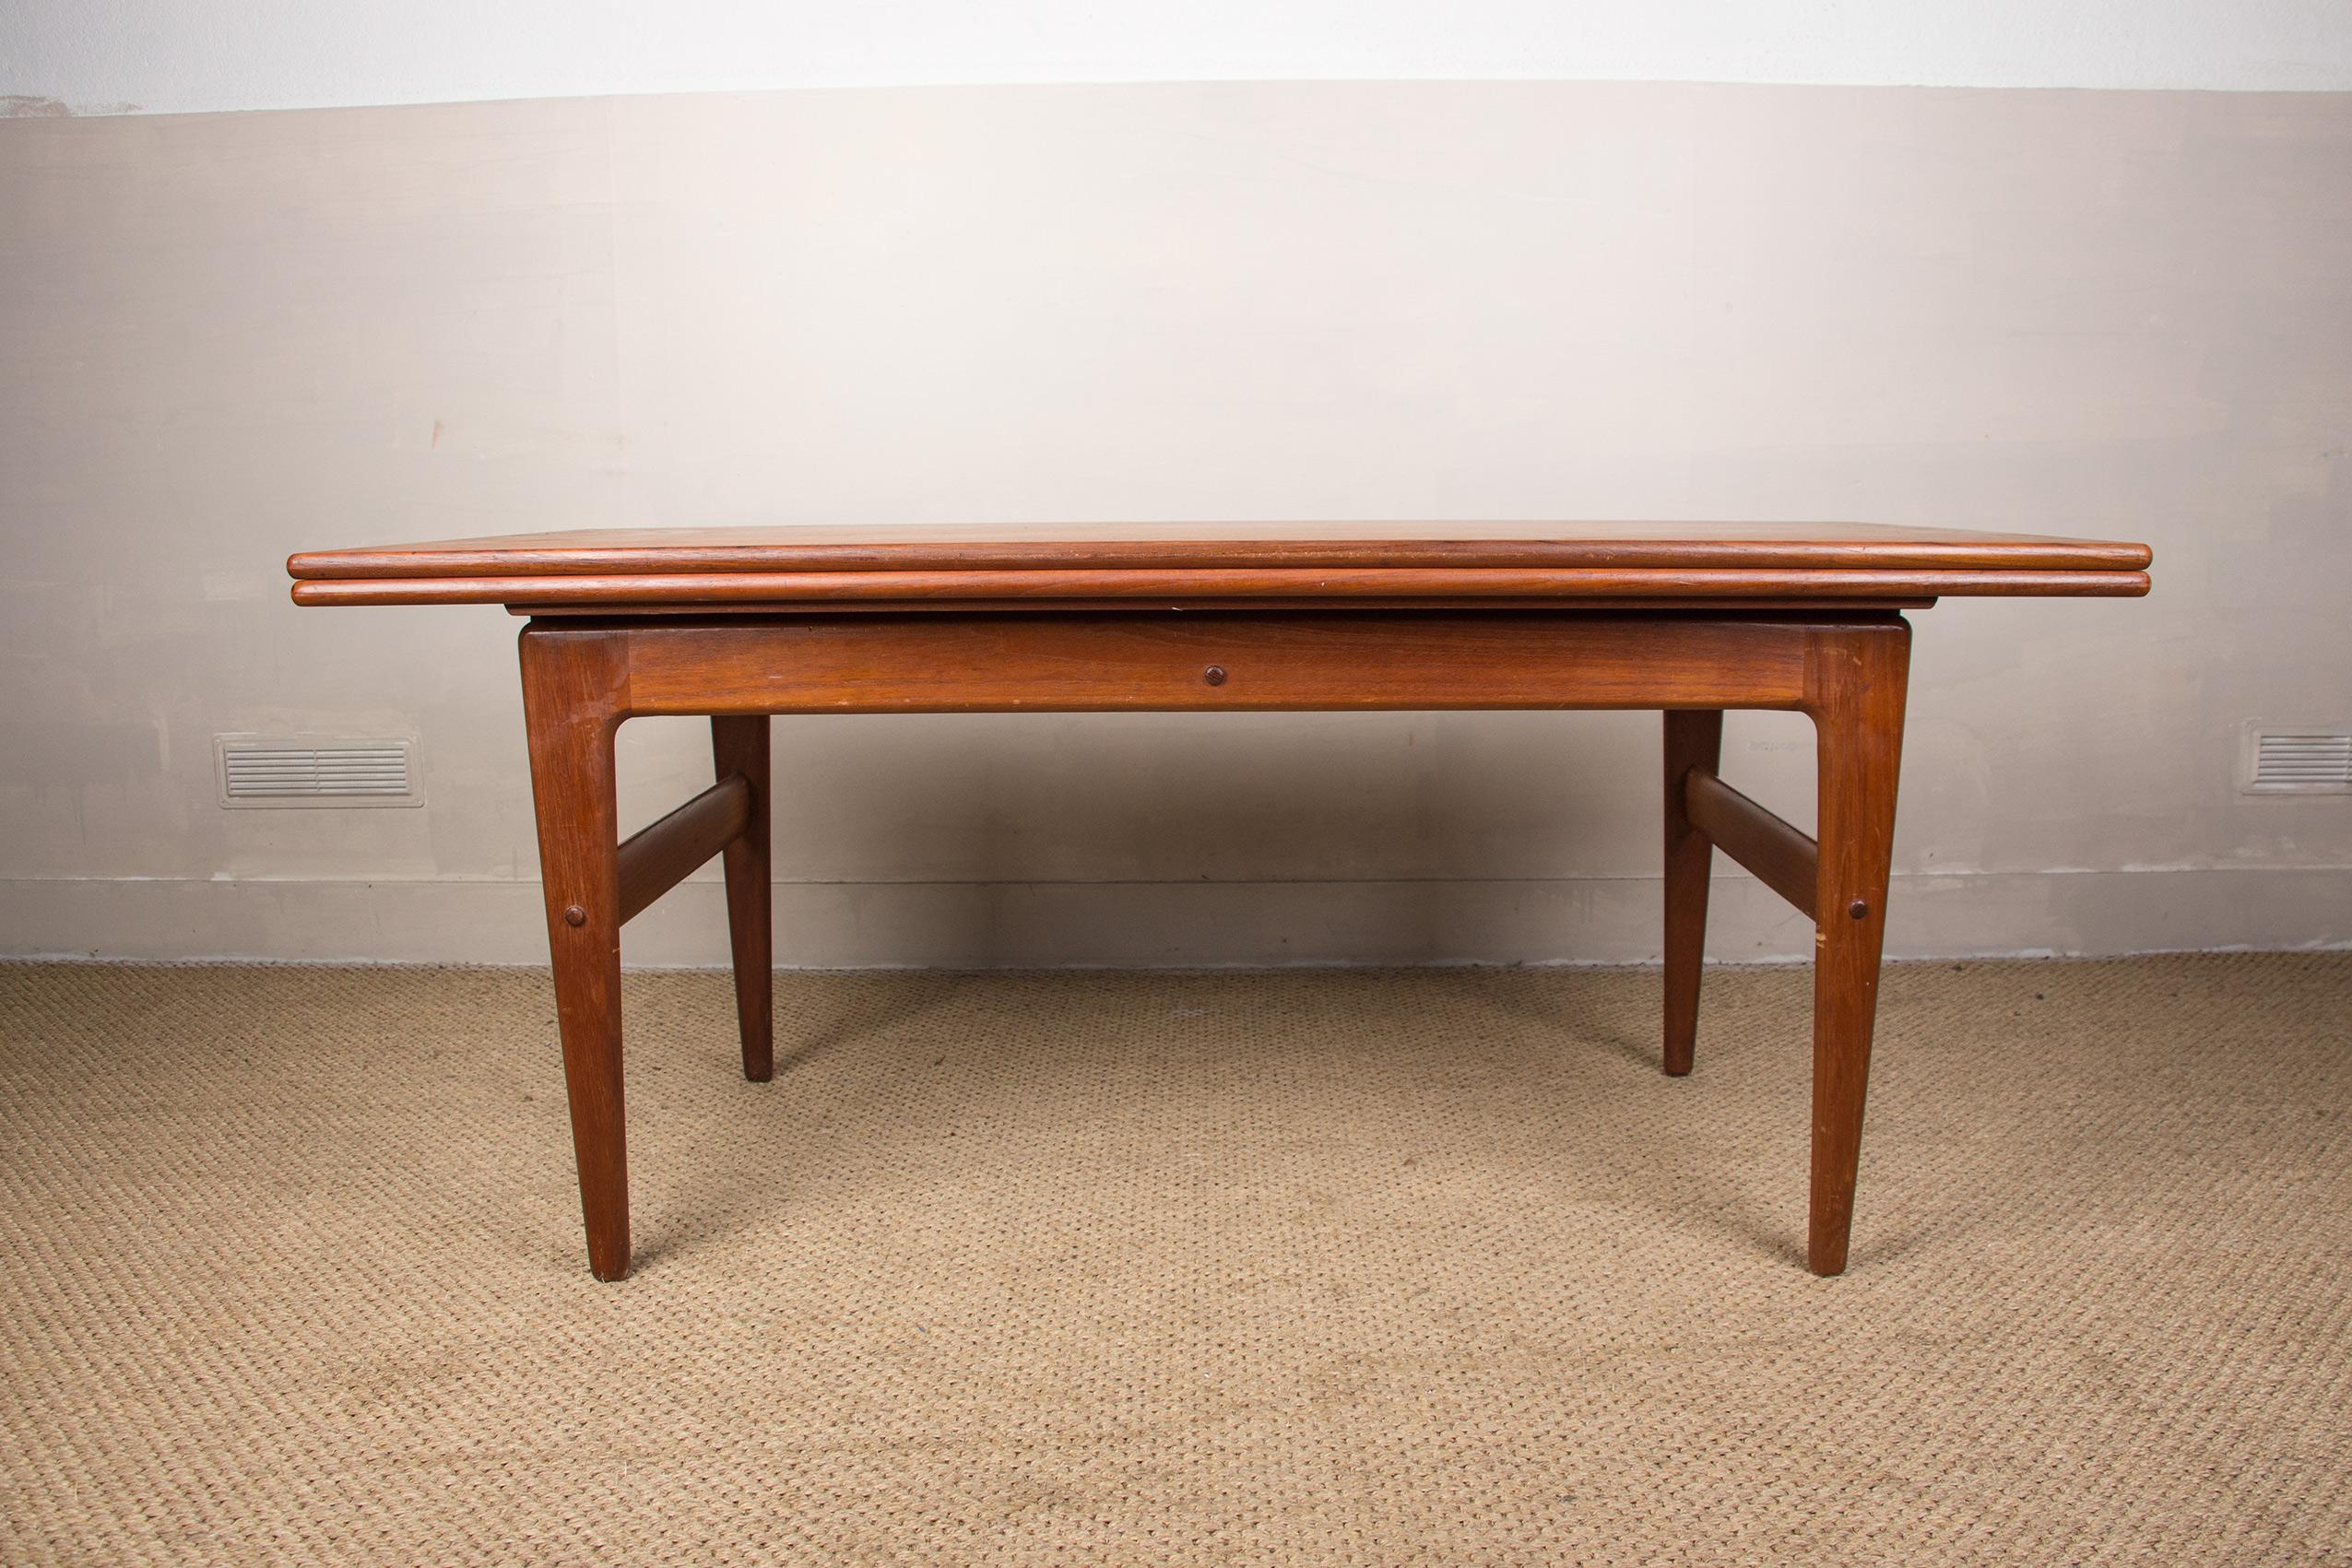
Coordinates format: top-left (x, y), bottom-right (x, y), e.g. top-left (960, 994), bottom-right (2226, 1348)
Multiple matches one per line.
top-left (2, 955), bottom-right (2347, 1565)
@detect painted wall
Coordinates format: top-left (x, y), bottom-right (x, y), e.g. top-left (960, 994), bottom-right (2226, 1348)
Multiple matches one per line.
top-left (6, 0), bottom-right (2352, 116)
top-left (2, 80), bottom-right (2346, 966)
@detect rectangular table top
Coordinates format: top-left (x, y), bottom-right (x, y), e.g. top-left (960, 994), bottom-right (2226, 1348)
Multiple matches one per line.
top-left (289, 520), bottom-right (2152, 611)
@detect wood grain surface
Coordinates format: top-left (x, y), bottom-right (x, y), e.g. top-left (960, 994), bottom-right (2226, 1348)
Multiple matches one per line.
top-left (290, 519), bottom-right (2156, 576)
top-left (289, 522), bottom-right (2153, 610)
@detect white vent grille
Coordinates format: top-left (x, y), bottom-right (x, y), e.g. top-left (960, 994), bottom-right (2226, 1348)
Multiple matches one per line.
top-left (217, 737), bottom-right (421, 808)
top-left (2242, 726), bottom-right (2352, 795)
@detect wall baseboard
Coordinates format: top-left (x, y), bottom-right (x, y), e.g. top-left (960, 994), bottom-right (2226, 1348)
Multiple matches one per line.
top-left (2, 869), bottom-right (2343, 967)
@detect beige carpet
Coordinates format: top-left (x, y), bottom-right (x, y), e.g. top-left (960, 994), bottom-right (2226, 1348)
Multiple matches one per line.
top-left (2, 955), bottom-right (2347, 1565)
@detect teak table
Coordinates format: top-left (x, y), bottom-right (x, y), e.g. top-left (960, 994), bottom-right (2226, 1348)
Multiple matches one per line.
top-left (289, 521), bottom-right (2151, 1279)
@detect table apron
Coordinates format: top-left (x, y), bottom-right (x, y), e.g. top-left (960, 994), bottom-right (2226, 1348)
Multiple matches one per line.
top-left (573, 612), bottom-right (1861, 717)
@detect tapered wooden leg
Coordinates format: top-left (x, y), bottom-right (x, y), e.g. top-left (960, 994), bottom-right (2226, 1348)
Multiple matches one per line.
top-left (1661, 709), bottom-right (1724, 1076)
top-left (712, 714), bottom-right (774, 1081)
top-left (1803, 620), bottom-right (1910, 1276)
top-left (519, 627), bottom-right (632, 1281)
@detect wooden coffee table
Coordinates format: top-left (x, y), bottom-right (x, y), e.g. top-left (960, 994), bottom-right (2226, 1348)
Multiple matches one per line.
top-left (289, 522), bottom-right (2151, 1279)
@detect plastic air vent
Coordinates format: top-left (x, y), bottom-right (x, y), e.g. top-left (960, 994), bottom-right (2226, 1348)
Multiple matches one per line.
top-left (217, 737), bottom-right (421, 808)
top-left (2241, 725), bottom-right (2352, 795)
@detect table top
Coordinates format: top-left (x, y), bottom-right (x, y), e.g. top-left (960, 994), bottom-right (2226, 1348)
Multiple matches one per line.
top-left (289, 521), bottom-right (2152, 611)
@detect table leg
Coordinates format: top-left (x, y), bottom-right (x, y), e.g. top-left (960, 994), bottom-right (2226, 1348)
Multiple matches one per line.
top-left (1661, 709), bottom-right (1724, 1076)
top-left (1804, 621), bottom-right (1910, 1276)
top-left (519, 629), bottom-right (632, 1281)
top-left (712, 715), bottom-right (774, 1081)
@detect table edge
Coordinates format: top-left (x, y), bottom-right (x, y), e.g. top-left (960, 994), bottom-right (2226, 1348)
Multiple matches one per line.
top-left (288, 564), bottom-right (2152, 609)
top-left (288, 533), bottom-right (2156, 580)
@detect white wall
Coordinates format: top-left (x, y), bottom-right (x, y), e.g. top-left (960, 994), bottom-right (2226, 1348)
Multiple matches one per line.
top-left (6, 0), bottom-right (2352, 116)
top-left (2, 81), bottom-right (2347, 967)
top-left (3, 3), bottom-right (2348, 966)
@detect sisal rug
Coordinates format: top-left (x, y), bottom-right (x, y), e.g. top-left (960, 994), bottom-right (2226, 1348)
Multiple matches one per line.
top-left (2, 955), bottom-right (2347, 1564)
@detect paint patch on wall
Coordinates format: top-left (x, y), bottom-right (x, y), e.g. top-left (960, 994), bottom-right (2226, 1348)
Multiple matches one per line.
top-left (0, 94), bottom-right (138, 117)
